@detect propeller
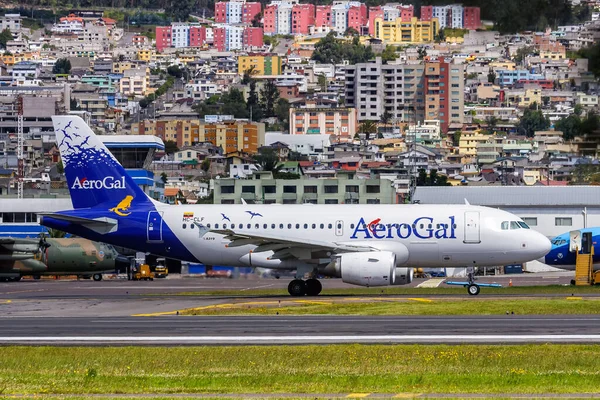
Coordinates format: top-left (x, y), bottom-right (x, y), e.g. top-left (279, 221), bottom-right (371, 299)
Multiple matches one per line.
top-left (38, 234), bottom-right (51, 253)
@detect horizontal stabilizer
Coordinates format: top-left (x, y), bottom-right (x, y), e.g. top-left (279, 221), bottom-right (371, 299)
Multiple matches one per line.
top-left (39, 214), bottom-right (118, 235)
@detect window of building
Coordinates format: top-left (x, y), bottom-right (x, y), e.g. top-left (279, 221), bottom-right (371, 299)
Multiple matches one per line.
top-left (345, 185), bottom-right (359, 193)
top-left (220, 186), bottom-right (234, 194)
top-left (283, 186), bottom-right (297, 193)
top-left (521, 217), bottom-right (537, 226)
top-left (324, 185), bottom-right (338, 194)
top-left (304, 185), bottom-right (317, 193)
top-left (555, 217), bottom-right (572, 226)
top-left (263, 185), bottom-right (276, 194)
top-left (324, 199), bottom-right (338, 204)
top-left (366, 185), bottom-right (380, 194)
top-left (241, 186), bottom-right (255, 193)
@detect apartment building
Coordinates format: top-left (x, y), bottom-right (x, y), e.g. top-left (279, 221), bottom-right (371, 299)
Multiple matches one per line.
top-left (132, 119), bottom-right (265, 153)
top-left (421, 5), bottom-right (480, 30)
top-left (238, 55), bottom-right (282, 75)
top-left (289, 101), bottom-right (357, 141)
top-left (368, 5), bottom-right (413, 35)
top-left (345, 57), bottom-right (463, 133)
top-left (423, 59), bottom-right (464, 133)
top-left (291, 3), bottom-right (315, 34)
top-left (0, 14), bottom-right (22, 33)
top-left (373, 16), bottom-right (439, 44)
top-left (155, 26), bottom-right (172, 52)
top-left (344, 57), bottom-right (425, 123)
top-left (119, 67), bottom-right (150, 97)
top-left (215, 0), bottom-right (261, 24)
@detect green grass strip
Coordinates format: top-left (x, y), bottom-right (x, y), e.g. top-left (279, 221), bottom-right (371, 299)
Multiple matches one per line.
top-left (180, 298), bottom-right (600, 316)
top-left (2, 345), bottom-right (600, 395)
top-left (163, 284), bottom-right (599, 297)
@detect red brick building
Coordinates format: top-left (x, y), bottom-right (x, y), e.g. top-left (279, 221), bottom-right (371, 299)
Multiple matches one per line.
top-left (291, 3), bottom-right (315, 35)
top-left (155, 26), bottom-right (172, 53)
top-left (463, 7), bottom-right (481, 30)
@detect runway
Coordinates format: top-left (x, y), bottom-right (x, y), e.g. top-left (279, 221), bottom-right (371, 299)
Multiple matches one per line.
top-left (1, 315), bottom-right (600, 344)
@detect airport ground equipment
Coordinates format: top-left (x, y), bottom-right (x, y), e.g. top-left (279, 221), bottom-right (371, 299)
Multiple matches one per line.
top-left (445, 268), bottom-right (502, 295)
top-left (574, 231), bottom-right (595, 285)
top-left (132, 264), bottom-right (154, 281)
top-left (154, 265), bottom-right (168, 278)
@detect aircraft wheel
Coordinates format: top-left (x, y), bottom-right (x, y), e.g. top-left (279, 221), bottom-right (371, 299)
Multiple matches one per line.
top-left (467, 284), bottom-right (480, 296)
top-left (570, 279), bottom-right (576, 286)
top-left (305, 279), bottom-right (322, 296)
top-left (92, 274), bottom-right (103, 281)
top-left (288, 279), bottom-right (306, 296)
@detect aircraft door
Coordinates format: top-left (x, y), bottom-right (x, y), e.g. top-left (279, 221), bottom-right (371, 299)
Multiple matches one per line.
top-left (335, 220), bottom-right (344, 236)
top-left (147, 211), bottom-right (164, 242)
top-left (464, 211), bottom-right (480, 244)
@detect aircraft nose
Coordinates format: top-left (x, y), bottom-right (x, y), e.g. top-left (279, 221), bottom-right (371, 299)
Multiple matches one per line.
top-left (532, 232), bottom-right (552, 260)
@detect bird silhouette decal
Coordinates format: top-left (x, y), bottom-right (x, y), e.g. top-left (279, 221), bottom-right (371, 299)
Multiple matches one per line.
top-left (246, 211), bottom-right (263, 219)
top-left (221, 213), bottom-right (231, 222)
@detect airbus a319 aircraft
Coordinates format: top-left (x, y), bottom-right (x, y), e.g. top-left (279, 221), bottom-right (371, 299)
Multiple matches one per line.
top-left (41, 116), bottom-right (551, 296)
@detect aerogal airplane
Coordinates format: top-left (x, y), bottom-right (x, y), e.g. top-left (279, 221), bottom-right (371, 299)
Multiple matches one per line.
top-left (40, 116), bottom-right (551, 296)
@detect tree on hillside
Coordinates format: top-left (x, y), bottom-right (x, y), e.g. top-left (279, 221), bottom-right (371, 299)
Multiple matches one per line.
top-left (164, 140), bottom-right (179, 155)
top-left (358, 120), bottom-right (378, 142)
top-left (0, 29), bottom-right (12, 49)
top-left (220, 88), bottom-right (248, 118)
top-left (275, 98), bottom-right (290, 128)
top-left (52, 58), bottom-right (71, 75)
top-left (380, 110), bottom-right (392, 125)
top-left (380, 45), bottom-right (398, 63)
top-left (311, 32), bottom-right (374, 64)
top-left (251, 11), bottom-right (262, 28)
top-left (487, 70), bottom-right (496, 84)
top-left (166, 0), bottom-right (194, 22)
top-left (247, 80), bottom-right (263, 121)
top-left (253, 147), bottom-right (279, 171)
top-left (517, 108), bottom-right (550, 137)
top-left (555, 114), bottom-right (581, 140)
top-left (260, 79), bottom-right (280, 118)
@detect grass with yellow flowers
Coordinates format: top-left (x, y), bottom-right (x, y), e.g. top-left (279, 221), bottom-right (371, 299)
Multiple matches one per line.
top-left (1, 345), bottom-right (600, 395)
top-left (180, 297), bottom-right (600, 316)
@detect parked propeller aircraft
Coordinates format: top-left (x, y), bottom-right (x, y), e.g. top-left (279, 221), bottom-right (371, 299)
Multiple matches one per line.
top-left (0, 237), bottom-right (123, 282)
top-left (40, 116), bottom-right (551, 295)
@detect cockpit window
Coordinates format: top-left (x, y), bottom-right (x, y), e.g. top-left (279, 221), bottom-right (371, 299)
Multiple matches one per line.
top-left (502, 221), bottom-right (528, 230)
top-left (517, 221), bottom-right (530, 229)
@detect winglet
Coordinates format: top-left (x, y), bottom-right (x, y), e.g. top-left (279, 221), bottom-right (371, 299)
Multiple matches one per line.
top-left (464, 198), bottom-right (470, 205)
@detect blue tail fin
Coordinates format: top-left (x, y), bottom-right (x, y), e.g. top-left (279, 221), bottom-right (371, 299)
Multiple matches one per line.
top-left (52, 115), bottom-right (151, 209)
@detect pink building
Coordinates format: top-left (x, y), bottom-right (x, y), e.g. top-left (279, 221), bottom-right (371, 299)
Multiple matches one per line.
top-left (215, 2), bottom-right (227, 23)
top-left (420, 5), bottom-right (433, 21)
top-left (263, 4), bottom-right (278, 34)
top-left (132, 35), bottom-right (149, 47)
top-left (189, 26), bottom-right (207, 47)
top-left (315, 5), bottom-right (332, 28)
top-left (242, 2), bottom-right (262, 24)
top-left (213, 27), bottom-right (226, 52)
top-left (399, 5), bottom-right (413, 22)
top-left (464, 7), bottom-right (481, 30)
top-left (368, 6), bottom-right (383, 35)
top-left (347, 4), bottom-right (367, 33)
top-left (243, 27), bottom-right (264, 48)
top-left (155, 26), bottom-right (172, 53)
top-left (291, 3), bottom-right (315, 34)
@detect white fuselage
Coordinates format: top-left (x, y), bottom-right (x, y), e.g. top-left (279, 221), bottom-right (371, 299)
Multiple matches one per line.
top-left (157, 203), bottom-right (551, 269)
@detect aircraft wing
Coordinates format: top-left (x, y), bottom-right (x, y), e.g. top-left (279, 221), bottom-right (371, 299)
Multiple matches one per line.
top-left (195, 223), bottom-right (378, 256)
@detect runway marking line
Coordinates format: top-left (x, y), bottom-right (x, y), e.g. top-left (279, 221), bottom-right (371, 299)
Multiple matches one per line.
top-left (394, 394), bottom-right (422, 398)
top-left (346, 393), bottom-right (371, 398)
top-left (407, 298), bottom-right (433, 303)
top-left (0, 300), bottom-right (11, 304)
top-left (567, 297), bottom-right (584, 300)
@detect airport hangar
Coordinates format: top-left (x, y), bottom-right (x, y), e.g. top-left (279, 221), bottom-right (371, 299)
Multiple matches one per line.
top-left (413, 186), bottom-right (600, 238)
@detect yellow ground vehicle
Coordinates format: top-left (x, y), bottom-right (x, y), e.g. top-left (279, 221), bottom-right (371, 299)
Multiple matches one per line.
top-left (155, 265), bottom-right (168, 278)
top-left (132, 264), bottom-right (154, 281)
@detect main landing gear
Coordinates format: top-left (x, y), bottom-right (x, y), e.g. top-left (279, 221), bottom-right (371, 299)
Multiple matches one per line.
top-left (288, 278), bottom-right (322, 296)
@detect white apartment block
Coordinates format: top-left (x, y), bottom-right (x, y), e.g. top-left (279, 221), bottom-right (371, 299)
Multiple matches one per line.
top-left (382, 6), bottom-right (400, 21)
top-left (276, 2), bottom-right (293, 35)
top-left (172, 23), bottom-right (190, 48)
top-left (227, 1), bottom-right (243, 24)
top-left (432, 4), bottom-right (463, 29)
top-left (1, 14), bottom-right (21, 32)
top-left (227, 25), bottom-right (244, 50)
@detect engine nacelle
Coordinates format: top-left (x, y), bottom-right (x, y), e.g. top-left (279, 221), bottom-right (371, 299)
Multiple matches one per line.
top-left (391, 267), bottom-right (414, 285)
top-left (337, 251), bottom-right (396, 287)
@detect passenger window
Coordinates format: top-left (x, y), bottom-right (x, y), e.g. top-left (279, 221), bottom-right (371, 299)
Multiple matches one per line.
top-left (288, 223), bottom-right (292, 229)
top-left (337, 223), bottom-right (342, 229)
top-left (328, 223), bottom-right (332, 229)
top-left (350, 224), bottom-right (355, 229)
top-left (304, 223), bottom-right (308, 229)
top-left (215, 224), bottom-right (219, 229)
top-left (247, 224), bottom-right (251, 229)
top-left (239, 224), bottom-right (243, 229)
top-left (190, 224), bottom-right (195, 229)
top-left (255, 224), bottom-right (259, 229)
top-left (182, 224), bottom-right (187, 229)
top-left (207, 224), bottom-right (211, 228)
top-left (279, 224), bottom-right (284, 229)
top-left (296, 224), bottom-right (300, 229)
top-left (501, 221), bottom-right (509, 230)
top-left (510, 221), bottom-right (520, 230)
top-left (320, 224), bottom-right (324, 229)
top-left (271, 224), bottom-right (275, 229)
top-left (312, 224), bottom-right (316, 229)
